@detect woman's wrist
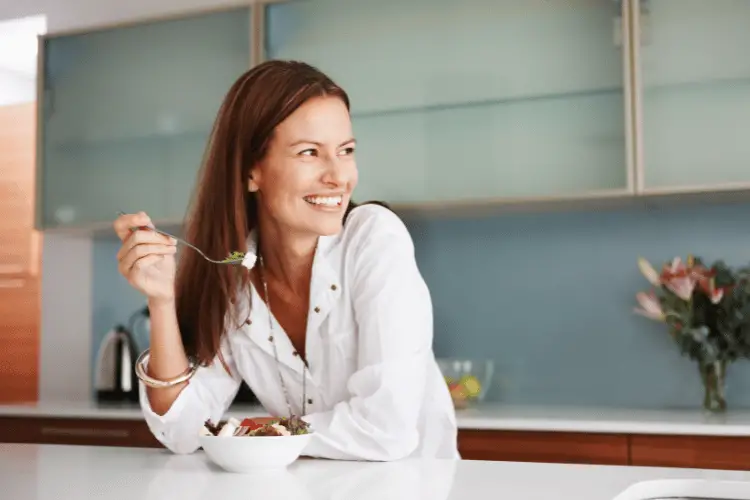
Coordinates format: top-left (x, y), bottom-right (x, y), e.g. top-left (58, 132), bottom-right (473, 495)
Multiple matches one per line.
top-left (148, 296), bottom-right (175, 313)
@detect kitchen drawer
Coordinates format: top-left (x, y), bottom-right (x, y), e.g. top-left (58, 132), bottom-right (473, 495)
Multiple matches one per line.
top-left (630, 434), bottom-right (750, 471)
top-left (0, 280), bottom-right (39, 326)
top-left (0, 417), bottom-right (163, 448)
top-left (0, 226), bottom-right (40, 277)
top-left (458, 430), bottom-right (629, 465)
top-left (0, 279), bottom-right (40, 403)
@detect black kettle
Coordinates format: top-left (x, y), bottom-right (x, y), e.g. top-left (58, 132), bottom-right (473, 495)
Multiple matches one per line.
top-left (94, 324), bottom-right (139, 403)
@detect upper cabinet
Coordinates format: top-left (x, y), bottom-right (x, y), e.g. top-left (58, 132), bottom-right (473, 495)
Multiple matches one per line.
top-left (265, 0), bottom-right (633, 205)
top-left (634, 0), bottom-right (750, 193)
top-left (35, 0), bottom-right (750, 231)
top-left (38, 8), bottom-right (251, 230)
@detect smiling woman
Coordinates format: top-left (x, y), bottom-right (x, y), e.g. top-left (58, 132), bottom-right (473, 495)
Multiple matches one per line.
top-left (111, 60), bottom-right (459, 461)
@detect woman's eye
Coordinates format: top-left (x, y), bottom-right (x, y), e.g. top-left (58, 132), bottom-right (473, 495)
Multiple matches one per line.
top-left (339, 147), bottom-right (355, 156)
top-left (299, 148), bottom-right (317, 157)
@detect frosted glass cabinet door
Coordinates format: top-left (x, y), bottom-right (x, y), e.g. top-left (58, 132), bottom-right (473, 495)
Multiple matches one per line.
top-left (39, 8), bottom-right (251, 229)
top-left (638, 0), bottom-right (750, 191)
top-left (265, 0), bottom-right (630, 205)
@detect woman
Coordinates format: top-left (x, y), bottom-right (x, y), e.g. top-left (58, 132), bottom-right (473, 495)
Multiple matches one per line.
top-left (113, 60), bottom-right (458, 461)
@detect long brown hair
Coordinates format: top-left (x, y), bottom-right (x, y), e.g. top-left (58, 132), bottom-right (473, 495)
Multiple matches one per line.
top-left (175, 60), bottom-right (351, 367)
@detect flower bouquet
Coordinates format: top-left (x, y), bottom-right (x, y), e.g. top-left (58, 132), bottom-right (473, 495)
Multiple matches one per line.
top-left (634, 255), bottom-right (750, 412)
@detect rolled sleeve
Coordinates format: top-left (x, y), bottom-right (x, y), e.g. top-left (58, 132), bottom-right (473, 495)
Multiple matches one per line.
top-left (301, 205), bottom-right (433, 461)
top-left (140, 336), bottom-right (242, 454)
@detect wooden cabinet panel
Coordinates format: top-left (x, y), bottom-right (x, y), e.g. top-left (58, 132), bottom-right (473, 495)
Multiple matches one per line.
top-left (630, 434), bottom-right (750, 471)
top-left (0, 102), bottom-right (39, 277)
top-left (458, 430), bottom-right (629, 465)
top-left (0, 417), bottom-right (163, 448)
top-left (0, 280), bottom-right (41, 397)
top-left (0, 279), bottom-right (39, 324)
top-left (0, 102), bottom-right (41, 404)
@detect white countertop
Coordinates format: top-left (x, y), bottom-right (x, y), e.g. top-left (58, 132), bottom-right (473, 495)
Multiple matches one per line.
top-left (2, 400), bottom-right (750, 435)
top-left (3, 443), bottom-right (750, 500)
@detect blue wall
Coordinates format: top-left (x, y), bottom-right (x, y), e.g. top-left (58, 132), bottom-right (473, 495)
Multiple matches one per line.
top-left (92, 201), bottom-right (750, 409)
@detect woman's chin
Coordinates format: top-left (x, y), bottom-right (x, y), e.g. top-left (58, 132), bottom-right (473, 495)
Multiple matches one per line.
top-left (313, 220), bottom-right (345, 236)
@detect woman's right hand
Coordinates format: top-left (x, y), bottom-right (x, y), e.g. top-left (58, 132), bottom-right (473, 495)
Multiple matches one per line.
top-left (114, 211), bottom-right (178, 303)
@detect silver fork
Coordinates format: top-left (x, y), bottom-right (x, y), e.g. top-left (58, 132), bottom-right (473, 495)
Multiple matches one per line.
top-left (116, 211), bottom-right (244, 265)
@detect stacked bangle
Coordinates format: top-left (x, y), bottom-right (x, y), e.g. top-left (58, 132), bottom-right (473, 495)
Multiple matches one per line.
top-left (135, 349), bottom-right (198, 388)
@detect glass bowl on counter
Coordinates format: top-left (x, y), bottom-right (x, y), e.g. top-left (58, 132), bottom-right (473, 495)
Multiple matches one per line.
top-left (436, 358), bottom-right (494, 409)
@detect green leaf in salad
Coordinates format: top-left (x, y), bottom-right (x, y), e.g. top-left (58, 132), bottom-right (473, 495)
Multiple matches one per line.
top-left (276, 415), bottom-right (312, 435)
top-left (221, 251), bottom-right (245, 263)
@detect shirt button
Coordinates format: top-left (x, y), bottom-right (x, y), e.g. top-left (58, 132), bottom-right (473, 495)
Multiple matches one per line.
top-left (307, 398), bottom-right (313, 405)
top-left (245, 318), bottom-right (252, 325)
top-left (292, 351), bottom-right (299, 357)
top-left (313, 306), bottom-right (320, 313)
top-left (268, 336), bottom-right (274, 342)
top-left (330, 284), bottom-right (337, 291)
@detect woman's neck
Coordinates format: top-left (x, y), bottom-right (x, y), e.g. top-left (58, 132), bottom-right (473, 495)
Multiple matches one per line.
top-left (257, 224), bottom-right (317, 297)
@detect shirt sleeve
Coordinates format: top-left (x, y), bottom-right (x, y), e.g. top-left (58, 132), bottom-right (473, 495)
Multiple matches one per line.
top-left (140, 334), bottom-right (242, 454)
top-left (302, 205), bottom-right (434, 461)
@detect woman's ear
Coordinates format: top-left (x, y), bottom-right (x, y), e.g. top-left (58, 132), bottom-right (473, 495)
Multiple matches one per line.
top-left (248, 165), bottom-right (260, 192)
top-left (248, 175), bottom-right (259, 193)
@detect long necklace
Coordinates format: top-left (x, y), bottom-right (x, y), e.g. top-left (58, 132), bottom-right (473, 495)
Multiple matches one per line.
top-left (257, 253), bottom-right (307, 418)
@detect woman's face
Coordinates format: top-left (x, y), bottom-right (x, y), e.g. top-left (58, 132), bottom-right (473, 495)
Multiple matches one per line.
top-left (250, 95), bottom-right (358, 238)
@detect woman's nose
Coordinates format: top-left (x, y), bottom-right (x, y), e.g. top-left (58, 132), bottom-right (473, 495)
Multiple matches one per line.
top-left (322, 157), bottom-right (351, 186)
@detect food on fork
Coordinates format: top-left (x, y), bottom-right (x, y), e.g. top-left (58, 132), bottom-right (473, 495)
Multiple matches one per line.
top-left (200, 416), bottom-right (311, 437)
top-left (220, 251), bottom-right (245, 264)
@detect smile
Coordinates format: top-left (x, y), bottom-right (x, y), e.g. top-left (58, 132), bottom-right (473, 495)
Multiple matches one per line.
top-left (303, 195), bottom-right (343, 207)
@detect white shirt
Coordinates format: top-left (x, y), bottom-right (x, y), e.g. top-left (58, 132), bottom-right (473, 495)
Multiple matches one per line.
top-left (140, 204), bottom-right (460, 461)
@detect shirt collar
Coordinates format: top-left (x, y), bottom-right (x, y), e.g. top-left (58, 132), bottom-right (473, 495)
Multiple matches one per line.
top-left (241, 229), bottom-right (340, 285)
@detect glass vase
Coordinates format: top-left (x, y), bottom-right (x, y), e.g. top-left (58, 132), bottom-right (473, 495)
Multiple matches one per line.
top-left (699, 360), bottom-right (727, 413)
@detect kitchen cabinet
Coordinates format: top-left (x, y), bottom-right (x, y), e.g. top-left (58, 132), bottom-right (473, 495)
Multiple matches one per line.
top-left (630, 434), bottom-right (750, 471)
top-left (0, 102), bottom-right (41, 403)
top-left (265, 0), bottom-right (633, 206)
top-left (634, 0), bottom-right (750, 193)
top-left (458, 429), bottom-right (629, 465)
top-left (34, 0), bottom-right (750, 231)
top-left (0, 416), bottom-right (161, 448)
top-left (37, 7), bottom-right (252, 230)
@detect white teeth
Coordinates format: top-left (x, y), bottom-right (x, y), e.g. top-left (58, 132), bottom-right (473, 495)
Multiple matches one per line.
top-left (304, 196), bottom-right (342, 207)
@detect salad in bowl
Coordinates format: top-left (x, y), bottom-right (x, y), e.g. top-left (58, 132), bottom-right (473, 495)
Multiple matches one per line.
top-left (199, 416), bottom-right (313, 472)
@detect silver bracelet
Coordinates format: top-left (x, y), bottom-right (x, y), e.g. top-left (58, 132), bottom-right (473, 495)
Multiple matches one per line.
top-left (135, 348), bottom-right (198, 389)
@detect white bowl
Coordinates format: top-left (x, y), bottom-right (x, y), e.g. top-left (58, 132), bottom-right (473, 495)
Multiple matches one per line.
top-left (199, 433), bottom-right (312, 473)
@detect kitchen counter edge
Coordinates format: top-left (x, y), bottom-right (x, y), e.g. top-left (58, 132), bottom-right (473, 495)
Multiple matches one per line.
top-left (1, 401), bottom-right (749, 436)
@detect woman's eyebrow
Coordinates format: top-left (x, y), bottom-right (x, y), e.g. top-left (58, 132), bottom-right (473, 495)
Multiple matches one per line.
top-left (288, 138), bottom-right (357, 148)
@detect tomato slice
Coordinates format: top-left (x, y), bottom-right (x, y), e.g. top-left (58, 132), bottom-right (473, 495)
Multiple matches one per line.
top-left (240, 418), bottom-right (262, 430)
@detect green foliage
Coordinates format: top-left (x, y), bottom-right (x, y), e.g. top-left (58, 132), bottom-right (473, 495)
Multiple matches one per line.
top-left (649, 257), bottom-right (750, 365)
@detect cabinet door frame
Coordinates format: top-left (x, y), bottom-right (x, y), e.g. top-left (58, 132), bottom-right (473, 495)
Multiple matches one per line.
top-left (259, 0), bottom-right (640, 208)
top-left (34, 0), bottom-right (648, 231)
top-left (629, 0), bottom-right (750, 197)
top-left (32, 2), bottom-right (290, 232)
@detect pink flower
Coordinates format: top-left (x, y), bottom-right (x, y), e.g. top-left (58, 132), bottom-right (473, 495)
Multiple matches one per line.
top-left (697, 276), bottom-right (725, 304)
top-left (634, 291), bottom-right (665, 321)
top-left (660, 257), bottom-right (695, 301)
top-left (637, 257), bottom-right (661, 286)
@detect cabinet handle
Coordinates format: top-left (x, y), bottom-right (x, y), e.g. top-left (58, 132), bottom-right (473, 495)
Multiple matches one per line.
top-left (41, 426), bottom-right (130, 439)
top-left (0, 278), bottom-right (25, 288)
top-left (0, 264), bottom-right (25, 274)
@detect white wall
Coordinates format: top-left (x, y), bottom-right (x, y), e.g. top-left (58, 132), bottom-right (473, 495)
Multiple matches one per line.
top-left (0, 0), bottom-right (254, 402)
top-left (0, 69), bottom-right (34, 106)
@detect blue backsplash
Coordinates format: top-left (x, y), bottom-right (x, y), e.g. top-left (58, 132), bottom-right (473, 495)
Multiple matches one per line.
top-left (91, 201), bottom-right (750, 409)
